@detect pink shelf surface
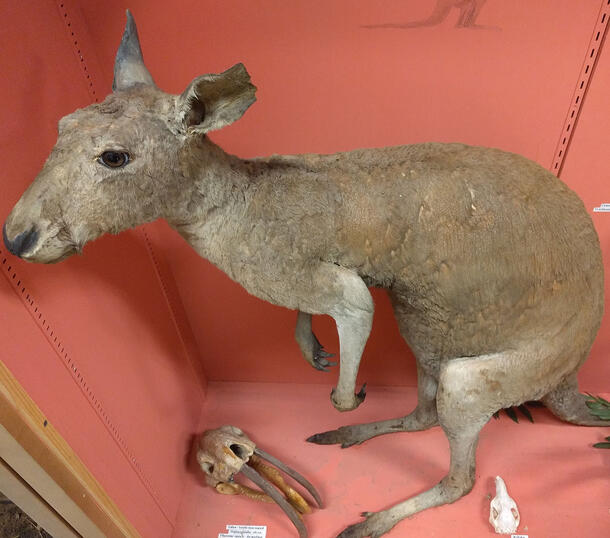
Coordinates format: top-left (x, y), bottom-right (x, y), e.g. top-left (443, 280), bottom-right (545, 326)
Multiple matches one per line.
top-left (174, 382), bottom-right (610, 538)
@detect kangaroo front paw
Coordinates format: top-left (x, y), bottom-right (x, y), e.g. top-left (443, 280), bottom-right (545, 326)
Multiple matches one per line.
top-left (311, 338), bottom-right (336, 371)
top-left (330, 384), bottom-right (366, 412)
top-left (298, 328), bottom-right (337, 372)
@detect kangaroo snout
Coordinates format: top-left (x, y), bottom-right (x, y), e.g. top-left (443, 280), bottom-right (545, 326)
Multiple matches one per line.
top-left (2, 222), bottom-right (39, 258)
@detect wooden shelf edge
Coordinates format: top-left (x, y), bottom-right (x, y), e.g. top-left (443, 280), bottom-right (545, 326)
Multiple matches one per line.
top-left (0, 360), bottom-right (141, 538)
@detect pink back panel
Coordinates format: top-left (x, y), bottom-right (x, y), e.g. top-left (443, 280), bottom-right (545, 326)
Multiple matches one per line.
top-left (560, 30), bottom-right (610, 392)
top-left (80, 0), bottom-right (608, 387)
top-left (0, 1), bottom-right (205, 533)
top-left (0, 1), bottom-right (607, 535)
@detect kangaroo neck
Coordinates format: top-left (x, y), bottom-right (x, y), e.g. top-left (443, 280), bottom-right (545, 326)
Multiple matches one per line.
top-left (166, 137), bottom-right (259, 271)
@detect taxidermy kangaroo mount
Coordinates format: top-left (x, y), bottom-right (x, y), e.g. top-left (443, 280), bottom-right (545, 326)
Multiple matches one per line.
top-left (3, 11), bottom-right (606, 538)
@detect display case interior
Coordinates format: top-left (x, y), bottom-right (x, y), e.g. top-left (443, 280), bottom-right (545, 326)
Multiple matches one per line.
top-left (0, 1), bottom-right (608, 537)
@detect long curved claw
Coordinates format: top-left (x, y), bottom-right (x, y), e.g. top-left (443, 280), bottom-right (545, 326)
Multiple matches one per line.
top-left (250, 455), bottom-right (311, 514)
top-left (241, 463), bottom-right (308, 538)
top-left (254, 447), bottom-right (323, 508)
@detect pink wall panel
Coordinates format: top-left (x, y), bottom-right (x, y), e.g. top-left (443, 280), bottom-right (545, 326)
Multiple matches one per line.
top-left (559, 26), bottom-right (610, 392)
top-left (0, 266), bottom-right (169, 537)
top-left (0, 1), bottom-right (205, 533)
top-left (79, 0), bottom-right (609, 388)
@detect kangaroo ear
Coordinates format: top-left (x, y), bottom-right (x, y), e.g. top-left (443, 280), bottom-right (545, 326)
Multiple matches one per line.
top-left (179, 63), bottom-right (257, 134)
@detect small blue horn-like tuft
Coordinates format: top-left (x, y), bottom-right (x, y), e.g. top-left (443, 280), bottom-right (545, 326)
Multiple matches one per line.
top-left (113, 10), bottom-right (155, 91)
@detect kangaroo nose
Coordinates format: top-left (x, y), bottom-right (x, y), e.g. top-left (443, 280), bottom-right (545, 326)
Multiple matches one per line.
top-left (3, 222), bottom-right (39, 257)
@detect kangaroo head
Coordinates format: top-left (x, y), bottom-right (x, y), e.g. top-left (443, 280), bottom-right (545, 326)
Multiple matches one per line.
top-left (3, 10), bottom-right (256, 263)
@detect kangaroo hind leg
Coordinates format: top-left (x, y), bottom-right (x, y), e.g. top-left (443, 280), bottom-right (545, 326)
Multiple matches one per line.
top-left (335, 353), bottom-right (510, 538)
top-left (543, 374), bottom-right (609, 426)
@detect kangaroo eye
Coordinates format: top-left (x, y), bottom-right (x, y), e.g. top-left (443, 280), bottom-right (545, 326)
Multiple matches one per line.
top-left (98, 151), bottom-right (130, 168)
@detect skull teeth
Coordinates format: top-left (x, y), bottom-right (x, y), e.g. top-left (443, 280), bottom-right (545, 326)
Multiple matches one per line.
top-left (241, 462), bottom-right (308, 538)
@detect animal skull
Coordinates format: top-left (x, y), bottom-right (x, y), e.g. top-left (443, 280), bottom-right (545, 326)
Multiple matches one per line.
top-left (489, 476), bottom-right (520, 534)
top-left (196, 425), bottom-right (255, 487)
top-left (196, 426), bottom-right (322, 538)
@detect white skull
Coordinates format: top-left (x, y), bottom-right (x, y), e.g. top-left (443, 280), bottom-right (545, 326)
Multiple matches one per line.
top-left (489, 476), bottom-right (520, 534)
top-left (196, 425), bottom-right (255, 488)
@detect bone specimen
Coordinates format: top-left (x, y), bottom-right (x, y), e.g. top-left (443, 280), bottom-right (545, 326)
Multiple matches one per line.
top-left (489, 476), bottom-right (520, 534)
top-left (196, 425), bottom-right (322, 537)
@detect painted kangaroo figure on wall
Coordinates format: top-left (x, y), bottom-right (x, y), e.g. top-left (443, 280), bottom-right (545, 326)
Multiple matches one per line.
top-left (365, 0), bottom-right (489, 29)
top-left (3, 12), bottom-right (606, 538)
